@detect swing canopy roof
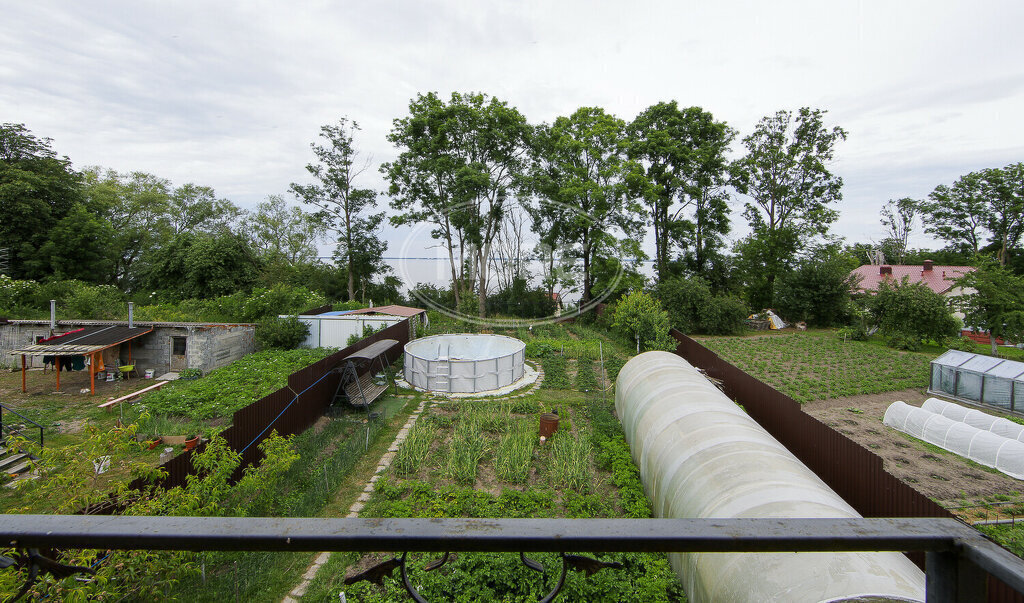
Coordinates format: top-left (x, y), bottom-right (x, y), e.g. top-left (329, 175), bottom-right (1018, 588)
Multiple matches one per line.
top-left (8, 325), bottom-right (153, 356)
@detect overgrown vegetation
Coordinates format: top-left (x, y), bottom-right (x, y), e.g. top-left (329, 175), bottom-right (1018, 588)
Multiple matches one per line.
top-left (140, 348), bottom-right (332, 421)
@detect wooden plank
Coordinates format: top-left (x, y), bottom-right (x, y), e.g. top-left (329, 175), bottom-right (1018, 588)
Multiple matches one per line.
top-left (98, 381), bottom-right (167, 410)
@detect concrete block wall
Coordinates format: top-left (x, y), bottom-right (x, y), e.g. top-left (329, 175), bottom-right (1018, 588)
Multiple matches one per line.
top-left (0, 322), bottom-right (256, 375)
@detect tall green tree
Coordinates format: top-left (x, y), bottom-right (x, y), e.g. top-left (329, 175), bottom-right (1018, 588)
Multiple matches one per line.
top-left (979, 164), bottom-right (1024, 266)
top-left (143, 231), bottom-right (260, 299)
top-left (292, 118), bottom-right (387, 302)
top-left (920, 171), bottom-right (990, 257)
top-left (731, 108), bottom-right (847, 308)
top-left (956, 259), bottom-right (1024, 355)
top-left (245, 194), bottom-right (327, 265)
top-left (627, 102), bottom-right (735, 282)
top-left (168, 183), bottom-right (241, 234)
top-left (532, 107), bottom-right (643, 305)
top-left (384, 93), bottom-right (533, 316)
top-left (0, 123), bottom-right (83, 280)
top-left (81, 168), bottom-right (173, 287)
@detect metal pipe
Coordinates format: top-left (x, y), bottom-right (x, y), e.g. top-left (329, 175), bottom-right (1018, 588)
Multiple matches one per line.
top-left (49, 299), bottom-right (56, 330)
top-left (128, 301), bottom-right (134, 328)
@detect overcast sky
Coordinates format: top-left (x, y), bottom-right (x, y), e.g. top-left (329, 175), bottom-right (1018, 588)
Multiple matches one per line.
top-left (4, 0), bottom-right (1023, 262)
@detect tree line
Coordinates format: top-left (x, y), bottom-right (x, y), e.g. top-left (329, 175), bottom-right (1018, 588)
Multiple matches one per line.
top-left (3, 93), bottom-right (1023, 331)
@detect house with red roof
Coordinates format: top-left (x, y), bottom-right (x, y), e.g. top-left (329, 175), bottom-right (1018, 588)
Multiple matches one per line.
top-left (850, 260), bottom-right (976, 319)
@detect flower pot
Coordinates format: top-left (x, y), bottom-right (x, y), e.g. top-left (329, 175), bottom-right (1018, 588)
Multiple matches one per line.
top-left (147, 437), bottom-right (163, 450)
top-left (184, 436), bottom-right (200, 451)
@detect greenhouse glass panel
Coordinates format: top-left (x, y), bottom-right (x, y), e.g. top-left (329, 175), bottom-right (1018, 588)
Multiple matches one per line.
top-left (1015, 379), bottom-right (1024, 412)
top-left (984, 375), bottom-right (1013, 409)
top-left (956, 371), bottom-right (983, 401)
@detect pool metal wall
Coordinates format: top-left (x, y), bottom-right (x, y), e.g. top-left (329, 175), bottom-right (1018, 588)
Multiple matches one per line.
top-left (404, 334), bottom-right (525, 393)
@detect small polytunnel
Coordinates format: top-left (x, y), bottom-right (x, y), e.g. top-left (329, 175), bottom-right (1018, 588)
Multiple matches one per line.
top-left (616, 351), bottom-right (925, 603)
top-left (921, 397), bottom-right (1024, 442)
top-left (883, 401), bottom-right (1024, 479)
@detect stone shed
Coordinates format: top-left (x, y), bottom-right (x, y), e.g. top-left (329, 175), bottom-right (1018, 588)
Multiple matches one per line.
top-left (2, 320), bottom-right (255, 376)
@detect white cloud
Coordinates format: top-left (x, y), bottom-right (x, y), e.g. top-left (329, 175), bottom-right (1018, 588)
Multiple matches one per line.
top-left (3, 0), bottom-right (1023, 263)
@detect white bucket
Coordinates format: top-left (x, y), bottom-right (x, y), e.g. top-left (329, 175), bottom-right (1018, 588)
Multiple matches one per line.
top-left (145, 369), bottom-right (155, 379)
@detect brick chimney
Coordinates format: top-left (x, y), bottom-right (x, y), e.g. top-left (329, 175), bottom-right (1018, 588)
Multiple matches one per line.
top-left (879, 265), bottom-right (892, 275)
top-left (923, 259), bottom-right (934, 272)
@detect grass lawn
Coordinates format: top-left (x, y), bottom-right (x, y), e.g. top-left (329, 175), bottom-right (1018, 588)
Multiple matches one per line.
top-left (697, 330), bottom-right (931, 402)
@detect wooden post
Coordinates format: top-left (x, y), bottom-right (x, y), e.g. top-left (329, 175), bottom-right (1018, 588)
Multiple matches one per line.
top-left (56, 357), bottom-right (61, 391)
top-left (90, 352), bottom-right (96, 396)
top-left (21, 355), bottom-right (26, 393)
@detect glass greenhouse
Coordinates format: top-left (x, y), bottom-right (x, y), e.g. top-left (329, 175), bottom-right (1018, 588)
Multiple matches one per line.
top-left (929, 350), bottom-right (1024, 412)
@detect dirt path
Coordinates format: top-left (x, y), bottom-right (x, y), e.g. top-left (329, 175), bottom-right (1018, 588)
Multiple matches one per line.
top-left (803, 389), bottom-right (1023, 512)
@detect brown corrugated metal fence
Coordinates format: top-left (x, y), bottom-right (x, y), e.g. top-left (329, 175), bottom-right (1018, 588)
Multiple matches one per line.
top-left (670, 329), bottom-right (1023, 602)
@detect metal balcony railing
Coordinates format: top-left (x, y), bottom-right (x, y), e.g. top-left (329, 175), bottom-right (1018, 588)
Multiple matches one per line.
top-left (2, 516), bottom-right (1024, 602)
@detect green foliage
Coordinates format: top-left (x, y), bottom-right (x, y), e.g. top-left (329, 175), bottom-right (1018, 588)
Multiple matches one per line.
top-left (6, 431), bottom-right (300, 601)
top-left (731, 108), bottom-right (847, 307)
top-left (948, 336), bottom-right (979, 353)
top-left (611, 290), bottom-right (675, 351)
top-left (869, 278), bottom-right (959, 349)
top-left (701, 331), bottom-right (930, 402)
top-left (0, 123), bottom-right (84, 281)
top-left (347, 322), bottom-right (385, 346)
top-left (574, 360), bottom-right (600, 392)
top-left (774, 251), bottom-right (859, 327)
top-left (256, 315), bottom-right (309, 349)
top-left (394, 420), bottom-right (437, 476)
top-left (487, 277), bottom-right (557, 317)
top-left (495, 421), bottom-right (536, 483)
top-left (550, 432), bottom-right (594, 493)
top-left (956, 259), bottom-right (1024, 353)
top-left (444, 416), bottom-right (487, 484)
top-left (134, 284), bottom-right (326, 323)
top-left (141, 230), bottom-right (261, 300)
top-left (140, 348), bottom-right (331, 420)
top-left (657, 275), bottom-right (748, 335)
top-left (627, 101), bottom-right (735, 282)
top-left (541, 355), bottom-right (571, 389)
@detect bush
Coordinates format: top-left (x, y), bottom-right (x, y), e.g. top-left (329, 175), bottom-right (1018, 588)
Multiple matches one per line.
top-left (611, 290), bottom-right (674, 351)
top-left (774, 255), bottom-right (858, 327)
top-left (256, 315), bottom-right (309, 350)
top-left (657, 276), bottom-right (748, 335)
top-left (486, 277), bottom-right (556, 318)
top-left (948, 336), bottom-right (978, 353)
top-left (869, 278), bottom-right (959, 349)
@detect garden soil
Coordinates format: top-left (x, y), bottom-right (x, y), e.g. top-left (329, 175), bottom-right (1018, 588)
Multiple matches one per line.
top-left (803, 388), bottom-right (1022, 512)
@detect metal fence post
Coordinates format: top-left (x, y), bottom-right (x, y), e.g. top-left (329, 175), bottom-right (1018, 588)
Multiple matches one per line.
top-left (926, 550), bottom-right (986, 602)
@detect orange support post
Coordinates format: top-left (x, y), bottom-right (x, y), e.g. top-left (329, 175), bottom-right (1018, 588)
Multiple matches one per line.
top-left (21, 355), bottom-right (26, 393)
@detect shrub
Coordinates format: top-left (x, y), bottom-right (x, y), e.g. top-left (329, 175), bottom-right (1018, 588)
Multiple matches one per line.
top-left (869, 278), bottom-right (959, 349)
top-left (948, 336), bottom-right (978, 353)
top-left (611, 290), bottom-right (674, 351)
top-left (657, 276), bottom-right (748, 335)
top-left (774, 254), bottom-right (858, 327)
top-left (256, 315), bottom-right (309, 350)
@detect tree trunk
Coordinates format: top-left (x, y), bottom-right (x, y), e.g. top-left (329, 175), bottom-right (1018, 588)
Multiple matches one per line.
top-left (347, 257), bottom-right (355, 301)
top-left (991, 332), bottom-right (1000, 356)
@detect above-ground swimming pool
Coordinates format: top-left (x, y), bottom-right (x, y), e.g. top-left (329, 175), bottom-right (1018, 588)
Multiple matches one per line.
top-left (404, 334), bottom-right (526, 393)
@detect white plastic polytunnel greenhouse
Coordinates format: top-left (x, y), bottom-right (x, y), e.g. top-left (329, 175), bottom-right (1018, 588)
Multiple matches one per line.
top-left (616, 351), bottom-right (926, 603)
top-left (883, 401), bottom-right (1024, 479)
top-left (929, 350), bottom-right (1024, 412)
top-left (921, 397), bottom-right (1024, 442)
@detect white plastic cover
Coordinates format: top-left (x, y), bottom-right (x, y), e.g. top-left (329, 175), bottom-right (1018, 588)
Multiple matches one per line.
top-left (883, 401), bottom-right (1024, 479)
top-left (616, 351), bottom-right (925, 603)
top-left (921, 398), bottom-right (1024, 442)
